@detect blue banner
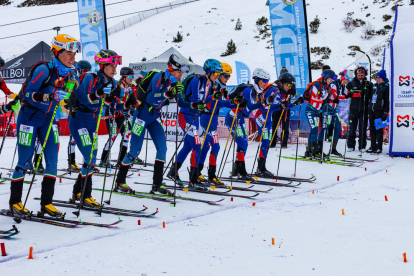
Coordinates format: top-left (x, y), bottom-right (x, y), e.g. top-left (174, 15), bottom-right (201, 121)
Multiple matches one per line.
top-left (235, 61), bottom-right (251, 85)
top-left (268, 0), bottom-right (311, 120)
top-left (77, 0), bottom-right (108, 71)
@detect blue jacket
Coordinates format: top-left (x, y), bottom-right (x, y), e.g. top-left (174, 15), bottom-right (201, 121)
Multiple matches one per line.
top-left (179, 75), bottom-right (214, 116)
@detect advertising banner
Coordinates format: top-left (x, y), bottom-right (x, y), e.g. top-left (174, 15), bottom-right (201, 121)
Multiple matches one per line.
top-left (389, 6), bottom-right (414, 156)
top-left (77, 0), bottom-right (109, 71)
top-left (160, 102), bottom-right (184, 142)
top-left (235, 61), bottom-right (251, 85)
top-left (268, 0), bottom-right (311, 120)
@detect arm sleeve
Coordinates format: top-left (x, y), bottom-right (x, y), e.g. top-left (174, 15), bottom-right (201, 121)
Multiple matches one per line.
top-left (187, 78), bottom-right (202, 103)
top-left (0, 78), bottom-right (14, 96)
top-left (310, 84), bottom-right (324, 104)
top-left (74, 74), bottom-right (100, 109)
top-left (24, 65), bottom-right (50, 104)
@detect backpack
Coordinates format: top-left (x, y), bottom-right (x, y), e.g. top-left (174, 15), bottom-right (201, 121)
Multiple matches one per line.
top-left (228, 83), bottom-right (253, 100)
top-left (136, 70), bottom-right (166, 104)
top-left (303, 78), bottom-right (322, 103)
top-left (18, 61), bottom-right (54, 102)
top-left (67, 72), bottom-right (98, 112)
top-left (180, 73), bottom-right (204, 102)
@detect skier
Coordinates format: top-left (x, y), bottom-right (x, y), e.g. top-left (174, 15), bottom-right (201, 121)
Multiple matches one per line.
top-left (196, 62), bottom-right (244, 186)
top-left (115, 54), bottom-right (191, 195)
top-left (9, 34), bottom-right (81, 217)
top-left (256, 73), bottom-right (303, 177)
top-left (226, 68), bottom-right (273, 180)
top-left (345, 66), bottom-right (373, 151)
top-left (99, 67), bottom-right (137, 167)
top-left (70, 49), bottom-right (122, 207)
top-left (367, 70), bottom-right (389, 154)
top-left (168, 59), bottom-right (223, 189)
top-left (304, 69), bottom-right (337, 160)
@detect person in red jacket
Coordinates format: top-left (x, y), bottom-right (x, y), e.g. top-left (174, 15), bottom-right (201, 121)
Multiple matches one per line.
top-left (0, 56), bottom-right (18, 99)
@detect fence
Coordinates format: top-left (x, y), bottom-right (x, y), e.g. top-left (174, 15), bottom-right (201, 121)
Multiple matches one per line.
top-left (108, 0), bottom-right (200, 36)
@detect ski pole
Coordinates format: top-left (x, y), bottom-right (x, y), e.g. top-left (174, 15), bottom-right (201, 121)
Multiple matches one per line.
top-left (144, 129), bottom-right (148, 167)
top-left (328, 106), bottom-right (338, 157)
top-left (320, 102), bottom-right (329, 164)
top-left (343, 97), bottom-right (352, 160)
top-left (10, 141), bottom-right (17, 169)
top-left (14, 104), bottom-right (59, 224)
top-left (217, 105), bottom-right (239, 178)
top-left (268, 109), bottom-right (285, 151)
top-left (173, 99), bottom-right (179, 206)
top-left (249, 105), bottom-right (271, 178)
top-left (162, 111), bottom-right (199, 175)
top-left (360, 91), bottom-right (367, 157)
top-left (73, 98), bottom-right (105, 218)
top-left (293, 104), bottom-right (302, 177)
top-left (0, 111), bottom-right (14, 156)
top-left (189, 100), bottom-right (218, 184)
top-left (275, 108), bottom-right (289, 180)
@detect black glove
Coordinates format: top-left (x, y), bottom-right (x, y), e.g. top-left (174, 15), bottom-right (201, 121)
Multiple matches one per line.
top-left (381, 113), bottom-right (388, 121)
top-left (191, 102), bottom-right (207, 112)
top-left (212, 90), bottom-right (223, 100)
top-left (126, 94), bottom-right (137, 108)
top-left (46, 93), bottom-right (58, 101)
top-left (230, 95), bottom-right (244, 105)
top-left (288, 84), bottom-right (296, 96)
top-left (292, 96), bottom-right (304, 107)
top-left (333, 98), bottom-right (339, 104)
top-left (5, 99), bottom-right (18, 111)
top-left (345, 93), bottom-right (350, 99)
top-left (239, 99), bottom-right (248, 109)
top-left (222, 88), bottom-right (229, 99)
top-left (110, 86), bottom-right (122, 98)
top-left (262, 95), bottom-right (275, 106)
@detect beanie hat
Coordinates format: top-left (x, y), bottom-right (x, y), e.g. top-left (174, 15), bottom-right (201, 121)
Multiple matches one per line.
top-left (279, 66), bottom-right (288, 77)
top-left (376, 70), bottom-right (386, 80)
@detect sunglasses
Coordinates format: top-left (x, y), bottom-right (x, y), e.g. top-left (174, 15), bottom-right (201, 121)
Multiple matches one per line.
top-left (94, 55), bottom-right (122, 65)
top-left (221, 74), bottom-right (231, 80)
top-left (127, 75), bottom-right (134, 80)
top-left (286, 83), bottom-right (292, 88)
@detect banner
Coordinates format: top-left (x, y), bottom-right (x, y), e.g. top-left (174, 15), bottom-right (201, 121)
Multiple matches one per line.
top-left (235, 61), bottom-right (251, 85)
top-left (160, 102), bottom-right (184, 142)
top-left (77, 0), bottom-right (109, 71)
top-left (268, 0), bottom-right (311, 120)
top-left (389, 6), bottom-right (414, 156)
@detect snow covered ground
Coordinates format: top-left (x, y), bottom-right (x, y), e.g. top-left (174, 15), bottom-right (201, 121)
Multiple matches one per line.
top-left (0, 135), bottom-right (412, 275)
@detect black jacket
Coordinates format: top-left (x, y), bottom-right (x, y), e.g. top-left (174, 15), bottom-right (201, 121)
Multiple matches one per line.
top-left (346, 78), bottom-right (373, 113)
top-left (369, 78), bottom-right (389, 113)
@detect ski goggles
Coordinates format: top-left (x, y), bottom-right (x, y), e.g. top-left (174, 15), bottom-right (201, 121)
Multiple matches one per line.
top-left (212, 71), bottom-right (222, 77)
top-left (260, 78), bottom-right (270, 84)
top-left (52, 39), bottom-right (82, 53)
top-left (127, 75), bottom-right (134, 80)
top-left (322, 74), bottom-right (338, 80)
top-left (286, 83), bottom-right (292, 88)
top-left (356, 68), bottom-right (366, 75)
top-left (179, 65), bottom-right (191, 73)
top-left (94, 55), bottom-right (123, 65)
top-left (221, 74), bottom-right (231, 80)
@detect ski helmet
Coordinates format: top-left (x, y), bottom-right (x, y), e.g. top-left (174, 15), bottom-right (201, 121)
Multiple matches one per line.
top-left (0, 56), bottom-right (4, 67)
top-left (279, 72), bottom-right (296, 85)
top-left (221, 62), bottom-right (233, 74)
top-left (76, 60), bottom-right (92, 72)
top-left (120, 67), bottom-right (134, 76)
top-left (138, 70), bottom-right (148, 79)
top-left (51, 34), bottom-right (81, 57)
top-left (355, 66), bottom-right (367, 76)
top-left (341, 69), bottom-right (352, 81)
top-left (94, 49), bottom-right (122, 69)
top-left (168, 54), bottom-right (191, 73)
top-left (203, 59), bottom-right (223, 74)
top-left (322, 69), bottom-right (337, 80)
top-left (252, 68), bottom-right (271, 81)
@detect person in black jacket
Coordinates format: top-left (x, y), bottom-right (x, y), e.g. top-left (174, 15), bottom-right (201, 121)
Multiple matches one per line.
top-left (345, 66), bottom-right (373, 151)
top-left (367, 70), bottom-right (389, 154)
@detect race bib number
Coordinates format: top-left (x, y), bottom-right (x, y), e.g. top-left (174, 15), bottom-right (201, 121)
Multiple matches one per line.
top-left (132, 118), bottom-right (145, 136)
top-left (327, 115), bottom-right (332, 126)
top-left (256, 115), bottom-right (265, 127)
top-left (314, 118), bottom-right (320, 128)
top-left (263, 128), bottom-right (269, 140)
top-left (78, 128), bottom-right (92, 147)
top-left (236, 127), bottom-right (244, 137)
top-left (194, 133), bottom-right (201, 145)
top-left (372, 94), bottom-right (377, 103)
top-left (19, 124), bottom-right (33, 147)
top-left (111, 122), bottom-right (117, 135)
top-left (52, 125), bottom-right (59, 144)
top-left (212, 131), bottom-right (219, 144)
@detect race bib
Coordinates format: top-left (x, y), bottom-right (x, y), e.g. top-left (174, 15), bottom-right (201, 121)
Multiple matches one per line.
top-left (327, 115), bottom-right (332, 126)
top-left (132, 118), bottom-right (145, 136)
top-left (111, 122), bottom-right (117, 135)
top-left (314, 118), bottom-right (320, 128)
top-left (372, 94), bottom-right (377, 103)
top-left (263, 128), bottom-right (269, 140)
top-left (256, 115), bottom-right (265, 127)
top-left (236, 127), bottom-right (244, 137)
top-left (194, 133), bottom-right (201, 145)
top-left (212, 131), bottom-right (219, 144)
top-left (19, 124), bottom-right (33, 147)
top-left (52, 125), bottom-right (59, 144)
top-left (78, 128), bottom-right (92, 147)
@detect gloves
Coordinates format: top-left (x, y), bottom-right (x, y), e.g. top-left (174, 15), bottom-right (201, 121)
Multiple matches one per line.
top-left (230, 95), bottom-right (244, 105)
top-left (333, 98), bottom-right (339, 104)
top-left (46, 93), bottom-right (59, 101)
top-left (222, 88), bottom-right (229, 99)
top-left (5, 99), bottom-right (18, 112)
top-left (262, 95), bottom-right (275, 106)
top-left (344, 93), bottom-right (350, 99)
top-left (191, 102), bottom-right (207, 112)
top-left (381, 113), bottom-right (388, 121)
top-left (279, 100), bottom-right (289, 109)
top-left (292, 96), bottom-right (304, 107)
top-left (212, 90), bottom-right (223, 101)
top-left (239, 99), bottom-right (248, 109)
top-left (125, 94), bottom-right (137, 108)
top-left (288, 84), bottom-right (296, 96)
top-left (173, 83), bottom-right (184, 96)
top-left (110, 86), bottom-right (122, 98)
top-left (11, 100), bottom-right (20, 112)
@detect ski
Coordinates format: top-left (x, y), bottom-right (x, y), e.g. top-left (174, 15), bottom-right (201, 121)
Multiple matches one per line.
top-left (327, 155), bottom-right (379, 162)
top-left (218, 176), bottom-right (301, 187)
top-left (189, 176), bottom-right (274, 192)
top-left (0, 225), bottom-right (19, 238)
top-left (96, 188), bottom-right (224, 205)
top-left (280, 155), bottom-right (363, 167)
top-left (57, 172), bottom-right (133, 180)
top-left (0, 209), bottom-right (77, 228)
top-left (32, 198), bottom-right (158, 218)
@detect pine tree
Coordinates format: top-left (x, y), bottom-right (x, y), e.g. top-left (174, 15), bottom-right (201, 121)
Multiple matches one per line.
top-left (410, 0), bottom-right (414, 5)
top-left (173, 32), bottom-right (183, 43)
top-left (142, 57), bottom-right (146, 61)
top-left (309, 15), bottom-right (321, 34)
top-left (189, 57), bottom-right (193, 62)
top-left (235, 18), bottom-right (242, 30)
top-left (221, 39), bottom-right (237, 57)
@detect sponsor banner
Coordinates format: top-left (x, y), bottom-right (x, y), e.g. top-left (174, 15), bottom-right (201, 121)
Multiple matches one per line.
top-left (390, 6), bottom-right (414, 156)
top-left (235, 61), bottom-right (251, 85)
top-left (160, 102), bottom-right (184, 142)
top-left (268, 0), bottom-right (311, 120)
top-left (77, 0), bottom-right (108, 72)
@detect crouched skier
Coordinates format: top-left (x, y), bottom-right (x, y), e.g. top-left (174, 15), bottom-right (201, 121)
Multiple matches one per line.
top-left (115, 54), bottom-right (191, 196)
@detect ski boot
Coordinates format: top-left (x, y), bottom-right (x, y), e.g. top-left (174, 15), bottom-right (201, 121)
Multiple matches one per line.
top-left (115, 183), bottom-right (133, 194)
top-left (329, 140), bottom-right (343, 157)
top-left (40, 204), bottom-right (64, 219)
top-left (255, 158), bottom-right (274, 178)
top-left (83, 196), bottom-right (101, 208)
top-left (134, 157), bottom-right (144, 165)
top-left (231, 162), bottom-right (238, 177)
top-left (167, 162), bottom-right (184, 187)
top-left (198, 164), bottom-right (207, 182)
top-left (304, 141), bottom-right (312, 159)
top-left (311, 142), bottom-right (324, 161)
top-left (150, 183), bottom-right (175, 196)
top-left (208, 165), bottom-right (225, 187)
top-left (10, 202), bottom-right (31, 217)
top-left (236, 161), bottom-right (255, 182)
top-left (366, 147), bottom-right (375, 153)
top-left (70, 163), bottom-right (81, 172)
top-left (374, 149), bottom-right (382, 154)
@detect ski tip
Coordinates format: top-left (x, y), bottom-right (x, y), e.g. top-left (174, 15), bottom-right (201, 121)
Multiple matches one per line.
top-left (13, 217), bottom-right (22, 224)
top-left (104, 200), bottom-right (110, 205)
top-left (246, 181), bottom-right (250, 184)
top-left (182, 188), bottom-right (189, 193)
top-left (72, 211), bottom-right (80, 217)
top-left (253, 176), bottom-right (258, 180)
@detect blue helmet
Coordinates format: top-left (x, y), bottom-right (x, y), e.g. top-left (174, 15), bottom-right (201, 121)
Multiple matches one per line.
top-left (322, 69), bottom-right (337, 80)
top-left (76, 60), bottom-right (92, 72)
top-left (203, 59), bottom-right (223, 74)
top-left (138, 70), bottom-right (148, 79)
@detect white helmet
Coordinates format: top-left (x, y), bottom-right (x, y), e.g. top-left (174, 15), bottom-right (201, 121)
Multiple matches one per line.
top-left (252, 68), bottom-right (271, 80)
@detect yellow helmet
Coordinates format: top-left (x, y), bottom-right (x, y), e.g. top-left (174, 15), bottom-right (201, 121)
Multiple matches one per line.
top-left (51, 34), bottom-right (81, 55)
top-left (221, 62), bottom-right (232, 74)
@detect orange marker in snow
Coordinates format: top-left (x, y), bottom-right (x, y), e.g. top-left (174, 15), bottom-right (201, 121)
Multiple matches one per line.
top-left (272, 238), bottom-right (275, 245)
top-left (342, 209), bottom-right (345, 215)
top-left (403, 253), bottom-right (407, 263)
top-left (385, 196), bottom-right (388, 201)
top-left (28, 247), bottom-right (33, 259)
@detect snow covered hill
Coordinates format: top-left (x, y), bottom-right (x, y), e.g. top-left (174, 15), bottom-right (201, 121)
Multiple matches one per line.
top-left (0, 0), bottom-right (404, 84)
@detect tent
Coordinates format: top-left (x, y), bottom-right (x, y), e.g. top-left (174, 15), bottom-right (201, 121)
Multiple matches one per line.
top-left (0, 41), bottom-right (52, 84)
top-left (129, 47), bottom-right (204, 78)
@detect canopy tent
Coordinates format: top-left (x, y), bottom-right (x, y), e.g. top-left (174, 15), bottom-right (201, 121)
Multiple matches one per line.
top-left (129, 47), bottom-right (204, 78)
top-left (0, 41), bottom-right (53, 84)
